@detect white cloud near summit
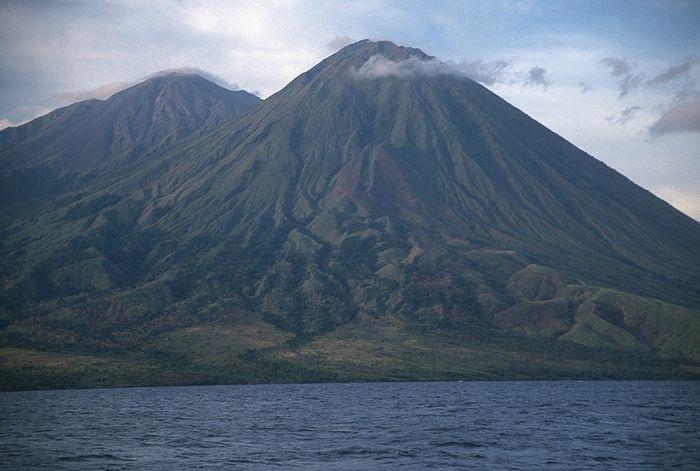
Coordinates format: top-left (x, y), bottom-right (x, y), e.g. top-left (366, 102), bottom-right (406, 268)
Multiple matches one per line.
top-left (354, 54), bottom-right (557, 93)
top-left (0, 0), bottom-right (698, 219)
top-left (354, 54), bottom-right (513, 85)
top-left (51, 82), bottom-right (132, 104)
top-left (353, 55), bottom-right (459, 79)
top-left (51, 68), bottom-right (241, 105)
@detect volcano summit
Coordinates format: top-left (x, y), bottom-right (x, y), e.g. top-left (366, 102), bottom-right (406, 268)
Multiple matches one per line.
top-left (1, 41), bottom-right (699, 389)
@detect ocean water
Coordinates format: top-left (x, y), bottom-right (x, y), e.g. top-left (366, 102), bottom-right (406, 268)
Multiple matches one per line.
top-left (1, 381), bottom-right (698, 470)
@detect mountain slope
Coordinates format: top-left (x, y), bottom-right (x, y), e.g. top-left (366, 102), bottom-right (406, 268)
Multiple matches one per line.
top-left (1, 41), bottom-right (699, 389)
top-left (0, 72), bottom-right (260, 175)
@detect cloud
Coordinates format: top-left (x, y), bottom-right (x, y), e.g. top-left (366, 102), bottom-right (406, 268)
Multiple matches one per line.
top-left (525, 66), bottom-right (551, 88)
top-left (144, 67), bottom-right (240, 90)
top-left (598, 57), bottom-right (633, 76)
top-left (618, 73), bottom-right (644, 98)
top-left (353, 54), bottom-right (512, 85)
top-left (0, 118), bottom-right (19, 130)
top-left (0, 106), bottom-right (52, 130)
top-left (51, 82), bottom-right (131, 104)
top-left (458, 59), bottom-right (512, 85)
top-left (353, 54), bottom-right (448, 79)
top-left (653, 185), bottom-right (700, 221)
top-left (649, 92), bottom-right (700, 137)
top-left (26, 107), bottom-right (53, 119)
top-left (0, 0), bottom-right (696, 224)
top-left (605, 106), bottom-right (641, 125)
top-left (51, 67), bottom-right (239, 105)
top-left (598, 57), bottom-right (643, 98)
top-left (326, 36), bottom-right (356, 51)
top-left (646, 58), bottom-right (694, 86)
top-left (579, 82), bottom-right (592, 93)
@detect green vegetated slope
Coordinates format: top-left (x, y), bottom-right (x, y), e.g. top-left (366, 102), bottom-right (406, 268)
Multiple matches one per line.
top-left (1, 40), bottom-right (699, 390)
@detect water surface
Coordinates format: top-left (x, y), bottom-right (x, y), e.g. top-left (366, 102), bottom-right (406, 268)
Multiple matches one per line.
top-left (1, 381), bottom-right (698, 469)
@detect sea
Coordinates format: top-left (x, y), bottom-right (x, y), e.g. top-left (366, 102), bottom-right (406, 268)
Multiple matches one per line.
top-left (1, 380), bottom-right (698, 470)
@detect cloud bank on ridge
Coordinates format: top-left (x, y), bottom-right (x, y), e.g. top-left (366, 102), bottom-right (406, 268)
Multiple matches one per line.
top-left (353, 54), bottom-right (513, 86)
top-left (51, 68), bottom-right (240, 105)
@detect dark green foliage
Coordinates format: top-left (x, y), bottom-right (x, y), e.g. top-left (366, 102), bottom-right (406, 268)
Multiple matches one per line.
top-left (1, 41), bottom-right (699, 389)
top-left (65, 194), bottom-right (122, 221)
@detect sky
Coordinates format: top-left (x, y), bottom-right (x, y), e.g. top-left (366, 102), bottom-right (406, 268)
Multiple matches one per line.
top-left (0, 0), bottom-right (699, 219)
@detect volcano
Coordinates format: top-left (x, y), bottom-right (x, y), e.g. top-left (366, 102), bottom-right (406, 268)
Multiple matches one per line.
top-left (1, 40), bottom-right (699, 390)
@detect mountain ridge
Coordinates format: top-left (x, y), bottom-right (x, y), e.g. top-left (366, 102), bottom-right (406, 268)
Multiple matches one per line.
top-left (1, 40), bottom-right (698, 390)
top-left (0, 73), bottom-right (260, 173)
